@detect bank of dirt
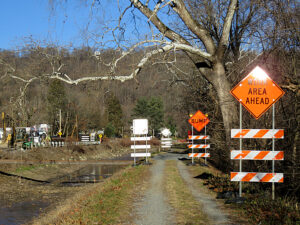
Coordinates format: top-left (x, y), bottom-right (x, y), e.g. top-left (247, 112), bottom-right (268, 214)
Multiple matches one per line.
top-left (32, 163), bottom-right (151, 225)
top-left (0, 139), bottom-right (137, 224)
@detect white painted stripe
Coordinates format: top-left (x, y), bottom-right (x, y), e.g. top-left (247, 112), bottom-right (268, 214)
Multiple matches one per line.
top-left (231, 150), bottom-right (284, 160)
top-left (161, 138), bottom-right (172, 141)
top-left (231, 172), bottom-right (283, 182)
top-left (161, 145), bottom-right (171, 148)
top-left (188, 153), bottom-right (210, 158)
top-left (231, 129), bottom-right (284, 138)
top-left (131, 153), bottom-right (151, 157)
top-left (131, 137), bottom-right (151, 141)
top-left (188, 135), bottom-right (210, 140)
top-left (131, 145), bottom-right (151, 149)
top-left (188, 144), bottom-right (210, 149)
top-left (161, 141), bottom-right (172, 145)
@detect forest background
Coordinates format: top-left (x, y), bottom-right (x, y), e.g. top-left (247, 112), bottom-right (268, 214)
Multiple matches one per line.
top-left (0, 0), bottom-right (299, 201)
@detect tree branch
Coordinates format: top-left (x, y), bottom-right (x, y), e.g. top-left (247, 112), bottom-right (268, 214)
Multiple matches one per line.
top-left (130, 0), bottom-right (189, 45)
top-left (218, 0), bottom-right (238, 58)
top-left (171, 0), bottom-right (216, 54)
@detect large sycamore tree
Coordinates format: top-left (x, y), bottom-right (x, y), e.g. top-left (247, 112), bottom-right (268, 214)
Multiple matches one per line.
top-left (79, 0), bottom-right (243, 141)
top-left (86, 0), bottom-right (253, 142)
top-left (1, 0), bottom-right (262, 143)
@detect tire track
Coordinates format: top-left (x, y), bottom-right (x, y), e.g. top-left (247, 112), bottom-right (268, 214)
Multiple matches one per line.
top-left (133, 158), bottom-right (175, 225)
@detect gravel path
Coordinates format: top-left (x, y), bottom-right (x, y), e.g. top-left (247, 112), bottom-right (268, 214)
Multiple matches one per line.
top-left (177, 160), bottom-right (232, 225)
top-left (133, 155), bottom-right (175, 225)
top-left (133, 152), bottom-right (234, 225)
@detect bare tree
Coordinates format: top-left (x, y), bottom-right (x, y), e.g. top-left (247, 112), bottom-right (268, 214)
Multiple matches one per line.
top-left (44, 0), bottom-right (244, 142)
top-left (0, 1), bottom-right (283, 144)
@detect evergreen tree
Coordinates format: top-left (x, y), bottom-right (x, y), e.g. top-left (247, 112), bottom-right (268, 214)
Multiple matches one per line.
top-left (166, 116), bottom-right (177, 136)
top-left (105, 93), bottom-right (123, 136)
top-left (132, 97), bottom-right (149, 118)
top-left (148, 97), bottom-right (164, 134)
top-left (132, 96), bottom-right (164, 135)
top-left (104, 122), bottom-right (116, 138)
top-left (47, 79), bottom-right (67, 135)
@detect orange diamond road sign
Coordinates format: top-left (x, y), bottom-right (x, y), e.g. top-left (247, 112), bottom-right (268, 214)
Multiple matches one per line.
top-left (188, 110), bottom-right (210, 132)
top-left (231, 66), bottom-right (285, 119)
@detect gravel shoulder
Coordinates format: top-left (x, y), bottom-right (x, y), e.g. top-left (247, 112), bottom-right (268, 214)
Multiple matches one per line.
top-left (177, 160), bottom-right (231, 224)
top-left (133, 157), bottom-right (175, 225)
top-left (132, 151), bottom-right (243, 225)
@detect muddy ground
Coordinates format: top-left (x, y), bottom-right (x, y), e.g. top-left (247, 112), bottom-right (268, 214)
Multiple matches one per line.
top-left (0, 139), bottom-right (139, 224)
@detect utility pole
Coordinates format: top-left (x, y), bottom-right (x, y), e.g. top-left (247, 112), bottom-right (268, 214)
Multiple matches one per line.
top-left (2, 112), bottom-right (5, 142)
top-left (76, 115), bottom-right (78, 141)
top-left (59, 109), bottom-right (62, 138)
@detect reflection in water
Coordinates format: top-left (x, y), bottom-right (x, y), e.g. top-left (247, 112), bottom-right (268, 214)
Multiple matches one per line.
top-left (59, 164), bottom-right (126, 185)
top-left (0, 201), bottom-right (49, 225)
top-left (0, 164), bottom-right (126, 224)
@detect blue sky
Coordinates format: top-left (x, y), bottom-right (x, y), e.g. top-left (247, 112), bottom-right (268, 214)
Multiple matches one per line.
top-left (0, 0), bottom-right (112, 49)
top-left (0, 0), bottom-right (159, 50)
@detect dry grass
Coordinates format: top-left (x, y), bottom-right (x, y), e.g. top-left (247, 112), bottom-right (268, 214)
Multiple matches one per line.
top-left (164, 160), bottom-right (210, 225)
top-left (32, 164), bottom-right (150, 225)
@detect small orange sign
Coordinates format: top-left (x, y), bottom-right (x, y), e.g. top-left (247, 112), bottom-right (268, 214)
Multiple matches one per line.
top-left (231, 66), bottom-right (285, 119)
top-left (188, 110), bottom-right (210, 132)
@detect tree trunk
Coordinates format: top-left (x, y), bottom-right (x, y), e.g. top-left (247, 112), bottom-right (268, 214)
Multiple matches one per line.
top-left (292, 92), bottom-right (300, 181)
top-left (204, 62), bottom-right (238, 171)
top-left (211, 62), bottom-right (239, 143)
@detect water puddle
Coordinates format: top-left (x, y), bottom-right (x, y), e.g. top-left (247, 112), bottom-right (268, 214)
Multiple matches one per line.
top-left (54, 164), bottom-right (126, 185)
top-left (0, 201), bottom-right (49, 225)
top-left (0, 163), bottom-right (127, 224)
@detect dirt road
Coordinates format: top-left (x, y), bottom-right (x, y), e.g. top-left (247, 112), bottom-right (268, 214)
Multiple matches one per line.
top-left (132, 152), bottom-right (234, 225)
top-left (133, 156), bottom-right (175, 225)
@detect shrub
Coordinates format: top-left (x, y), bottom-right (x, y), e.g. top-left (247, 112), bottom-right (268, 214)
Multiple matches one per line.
top-left (245, 194), bottom-right (300, 224)
top-left (104, 122), bottom-right (116, 137)
top-left (119, 138), bottom-right (131, 147)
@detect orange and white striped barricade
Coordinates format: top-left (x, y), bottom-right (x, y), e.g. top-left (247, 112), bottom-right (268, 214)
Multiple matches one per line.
top-left (230, 129), bottom-right (285, 197)
top-left (188, 111), bottom-right (210, 165)
top-left (231, 129), bottom-right (284, 139)
top-left (231, 172), bottom-right (284, 183)
top-left (188, 144), bottom-right (210, 149)
top-left (187, 135), bottom-right (210, 163)
top-left (188, 153), bottom-right (210, 158)
top-left (230, 66), bottom-right (285, 199)
top-left (188, 135), bottom-right (210, 140)
top-left (231, 150), bottom-right (284, 160)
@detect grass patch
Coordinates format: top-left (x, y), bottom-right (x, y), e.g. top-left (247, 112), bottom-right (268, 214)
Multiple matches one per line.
top-left (15, 164), bottom-right (45, 173)
top-left (43, 164), bottom-right (149, 225)
top-left (164, 160), bottom-right (210, 225)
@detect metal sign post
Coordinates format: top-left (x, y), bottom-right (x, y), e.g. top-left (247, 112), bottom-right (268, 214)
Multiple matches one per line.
top-left (230, 66), bottom-right (285, 199)
top-left (272, 104), bottom-right (275, 200)
top-left (134, 133), bottom-right (136, 166)
top-left (191, 125), bottom-right (194, 165)
top-left (239, 103), bottom-right (243, 197)
top-left (204, 123), bottom-right (207, 165)
top-left (145, 134), bottom-right (148, 164)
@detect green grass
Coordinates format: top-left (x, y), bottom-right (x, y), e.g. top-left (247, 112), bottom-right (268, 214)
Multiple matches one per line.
top-left (54, 164), bottom-right (149, 224)
top-left (15, 164), bottom-right (45, 173)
